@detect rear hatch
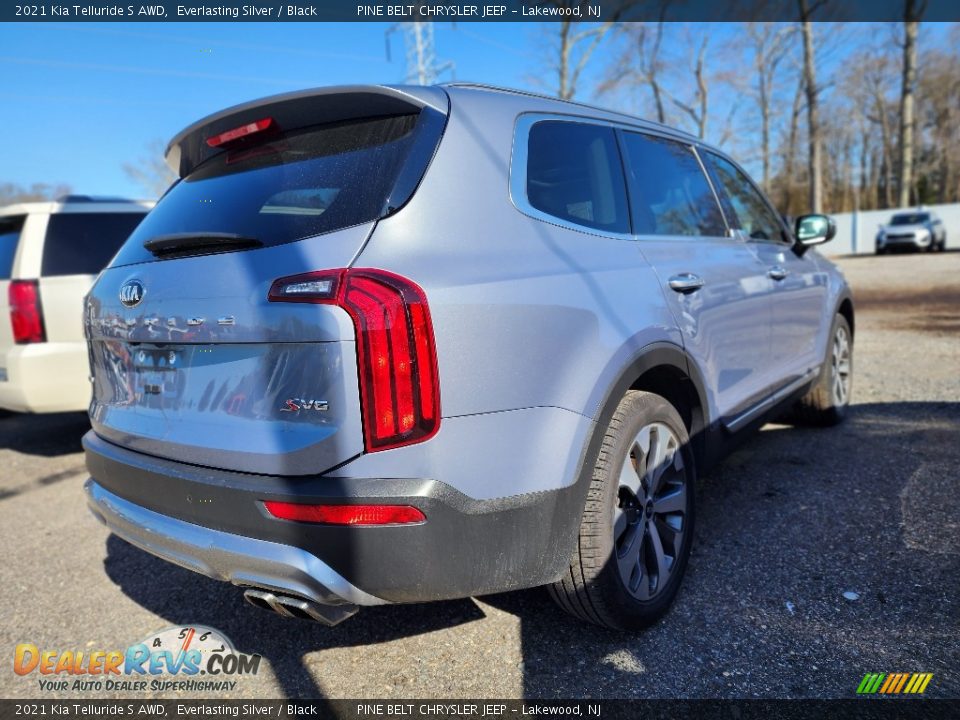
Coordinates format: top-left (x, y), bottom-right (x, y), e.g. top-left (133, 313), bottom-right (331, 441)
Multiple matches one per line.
top-left (85, 86), bottom-right (448, 475)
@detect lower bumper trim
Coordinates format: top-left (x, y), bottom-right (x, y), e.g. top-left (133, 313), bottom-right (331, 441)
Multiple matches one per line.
top-left (84, 479), bottom-right (388, 608)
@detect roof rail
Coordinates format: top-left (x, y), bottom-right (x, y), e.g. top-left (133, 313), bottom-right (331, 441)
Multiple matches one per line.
top-left (441, 82), bottom-right (698, 142)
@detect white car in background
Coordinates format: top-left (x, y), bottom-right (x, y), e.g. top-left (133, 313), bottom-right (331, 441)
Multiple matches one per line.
top-left (875, 210), bottom-right (947, 253)
top-left (0, 196), bottom-right (151, 413)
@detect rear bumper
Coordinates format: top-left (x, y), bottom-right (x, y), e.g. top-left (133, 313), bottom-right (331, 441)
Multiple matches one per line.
top-left (0, 342), bottom-right (91, 413)
top-left (83, 431), bottom-right (586, 604)
top-left (85, 479), bottom-right (386, 607)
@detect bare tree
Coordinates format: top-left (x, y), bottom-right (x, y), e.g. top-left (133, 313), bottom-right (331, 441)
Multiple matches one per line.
top-left (669, 35), bottom-right (710, 139)
top-left (897, 0), bottom-right (925, 207)
top-left (832, 47), bottom-right (895, 210)
top-left (747, 23), bottom-right (794, 191)
top-left (123, 140), bottom-right (177, 199)
top-left (780, 70), bottom-right (806, 215)
top-left (544, 2), bottom-right (624, 101)
top-left (861, 49), bottom-right (897, 208)
top-left (556, 21), bottom-right (612, 100)
top-left (602, 23), bottom-right (731, 144)
top-left (599, 20), bottom-right (670, 122)
top-left (917, 45), bottom-right (960, 203)
top-left (798, 0), bottom-right (824, 212)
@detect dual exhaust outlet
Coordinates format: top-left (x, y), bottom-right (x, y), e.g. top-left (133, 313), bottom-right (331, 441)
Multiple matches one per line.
top-left (242, 589), bottom-right (358, 626)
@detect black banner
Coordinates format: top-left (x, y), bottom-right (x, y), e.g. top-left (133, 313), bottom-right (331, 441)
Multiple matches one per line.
top-left (1, 700), bottom-right (959, 720)
top-left (4, 0), bottom-right (960, 23)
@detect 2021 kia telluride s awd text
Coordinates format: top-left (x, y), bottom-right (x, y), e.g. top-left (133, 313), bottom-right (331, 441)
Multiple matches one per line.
top-left (84, 84), bottom-right (854, 629)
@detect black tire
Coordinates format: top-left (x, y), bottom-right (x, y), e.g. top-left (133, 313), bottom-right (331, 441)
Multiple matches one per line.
top-left (792, 313), bottom-right (853, 426)
top-left (875, 247), bottom-right (886, 255)
top-left (549, 390), bottom-right (695, 630)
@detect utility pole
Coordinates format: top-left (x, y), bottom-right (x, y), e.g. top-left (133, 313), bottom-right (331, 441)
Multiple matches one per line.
top-left (386, 21), bottom-right (454, 85)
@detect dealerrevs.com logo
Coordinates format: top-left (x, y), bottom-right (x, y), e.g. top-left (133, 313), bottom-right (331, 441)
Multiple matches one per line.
top-left (13, 625), bottom-right (261, 693)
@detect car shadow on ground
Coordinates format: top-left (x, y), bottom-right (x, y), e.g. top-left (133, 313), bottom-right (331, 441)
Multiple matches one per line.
top-left (103, 534), bottom-right (486, 699)
top-left (0, 410), bottom-right (89, 457)
top-left (103, 400), bottom-right (960, 699)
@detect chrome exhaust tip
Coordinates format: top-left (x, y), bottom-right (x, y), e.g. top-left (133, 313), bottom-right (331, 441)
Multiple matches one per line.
top-left (242, 588), bottom-right (358, 626)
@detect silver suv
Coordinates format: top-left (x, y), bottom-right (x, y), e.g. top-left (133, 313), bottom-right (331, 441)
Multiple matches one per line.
top-left (83, 84), bottom-right (854, 630)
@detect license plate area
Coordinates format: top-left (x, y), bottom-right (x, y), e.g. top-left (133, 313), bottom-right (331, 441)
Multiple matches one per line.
top-left (131, 346), bottom-right (185, 402)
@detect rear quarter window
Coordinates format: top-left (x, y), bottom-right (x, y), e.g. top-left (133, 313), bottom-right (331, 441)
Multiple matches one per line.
top-left (41, 213), bottom-right (147, 277)
top-left (110, 114), bottom-right (420, 268)
top-left (0, 216), bottom-right (26, 280)
top-left (525, 120), bottom-right (630, 235)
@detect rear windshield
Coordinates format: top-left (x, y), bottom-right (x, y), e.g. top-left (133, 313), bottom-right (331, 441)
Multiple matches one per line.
top-left (0, 215), bottom-right (25, 280)
top-left (891, 213), bottom-right (929, 225)
top-left (110, 114), bottom-right (419, 268)
top-left (42, 212), bottom-right (147, 277)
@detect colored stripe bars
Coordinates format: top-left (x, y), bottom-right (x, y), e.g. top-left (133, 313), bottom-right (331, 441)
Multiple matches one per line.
top-left (857, 673), bottom-right (934, 694)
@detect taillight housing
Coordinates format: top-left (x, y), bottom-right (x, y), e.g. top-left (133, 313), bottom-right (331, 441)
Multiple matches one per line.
top-left (9, 280), bottom-right (46, 344)
top-left (263, 501), bottom-right (426, 526)
top-left (268, 268), bottom-right (440, 451)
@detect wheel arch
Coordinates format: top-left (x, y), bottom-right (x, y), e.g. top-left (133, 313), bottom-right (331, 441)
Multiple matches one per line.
top-left (587, 342), bottom-right (710, 476)
top-left (837, 294), bottom-right (855, 338)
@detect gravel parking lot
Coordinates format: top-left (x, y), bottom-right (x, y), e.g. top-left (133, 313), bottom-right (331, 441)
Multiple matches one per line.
top-left (1, 251), bottom-right (957, 700)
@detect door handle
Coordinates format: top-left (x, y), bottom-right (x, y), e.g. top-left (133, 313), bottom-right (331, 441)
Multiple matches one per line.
top-left (668, 273), bottom-right (705, 294)
top-left (768, 265), bottom-right (789, 281)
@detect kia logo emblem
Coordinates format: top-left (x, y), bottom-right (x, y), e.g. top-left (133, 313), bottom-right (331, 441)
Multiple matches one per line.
top-left (119, 280), bottom-right (144, 308)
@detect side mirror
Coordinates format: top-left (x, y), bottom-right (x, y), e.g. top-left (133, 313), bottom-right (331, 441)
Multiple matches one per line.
top-left (794, 214), bottom-right (836, 251)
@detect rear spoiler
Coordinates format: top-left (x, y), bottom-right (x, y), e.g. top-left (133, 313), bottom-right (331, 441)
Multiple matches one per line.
top-left (164, 85), bottom-right (450, 178)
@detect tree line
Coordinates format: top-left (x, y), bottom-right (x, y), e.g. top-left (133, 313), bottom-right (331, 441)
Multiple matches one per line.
top-left (546, 6), bottom-right (959, 217)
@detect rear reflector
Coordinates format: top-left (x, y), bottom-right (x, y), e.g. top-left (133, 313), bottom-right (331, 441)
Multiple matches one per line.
top-left (206, 117), bottom-right (274, 148)
top-left (9, 280), bottom-right (46, 344)
top-left (268, 268), bottom-right (440, 452)
top-left (263, 501), bottom-right (426, 526)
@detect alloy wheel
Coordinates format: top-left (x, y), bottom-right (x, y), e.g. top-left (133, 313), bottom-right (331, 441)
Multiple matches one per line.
top-left (831, 325), bottom-right (851, 406)
top-left (612, 422), bottom-right (688, 600)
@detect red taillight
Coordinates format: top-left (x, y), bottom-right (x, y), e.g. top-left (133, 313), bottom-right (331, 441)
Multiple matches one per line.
top-left (268, 268), bottom-right (440, 451)
top-left (263, 501), bottom-right (426, 526)
top-left (9, 280), bottom-right (46, 344)
top-left (205, 117), bottom-right (274, 148)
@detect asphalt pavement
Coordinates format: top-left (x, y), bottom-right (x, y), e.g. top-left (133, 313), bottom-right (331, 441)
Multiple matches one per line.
top-left (1, 251), bottom-right (957, 700)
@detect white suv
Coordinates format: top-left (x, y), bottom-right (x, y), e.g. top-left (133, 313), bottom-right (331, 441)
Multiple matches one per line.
top-left (0, 197), bottom-right (150, 413)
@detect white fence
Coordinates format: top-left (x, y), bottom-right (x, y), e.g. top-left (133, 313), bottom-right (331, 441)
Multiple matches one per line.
top-left (822, 202), bottom-right (960, 256)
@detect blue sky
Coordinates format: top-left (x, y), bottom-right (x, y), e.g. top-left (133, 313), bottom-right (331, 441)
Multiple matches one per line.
top-left (0, 23), bottom-right (547, 197)
top-left (0, 22), bottom-right (953, 199)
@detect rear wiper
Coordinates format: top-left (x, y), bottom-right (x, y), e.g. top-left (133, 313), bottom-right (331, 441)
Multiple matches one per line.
top-left (143, 232), bottom-right (263, 258)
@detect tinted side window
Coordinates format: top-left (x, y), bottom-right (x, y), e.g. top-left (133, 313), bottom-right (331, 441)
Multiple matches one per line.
top-left (526, 121), bottom-right (629, 234)
top-left (0, 216), bottom-right (26, 280)
top-left (704, 153), bottom-right (786, 242)
top-left (620, 132), bottom-right (726, 237)
top-left (42, 213), bottom-right (146, 277)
